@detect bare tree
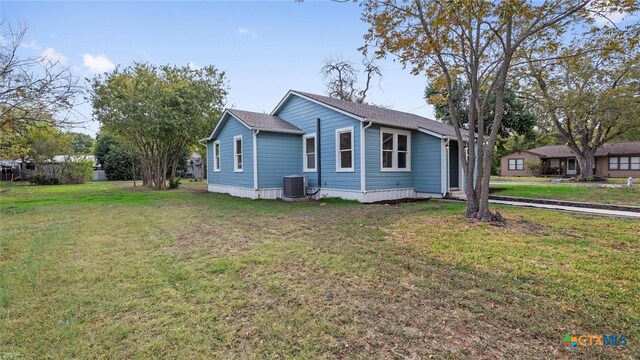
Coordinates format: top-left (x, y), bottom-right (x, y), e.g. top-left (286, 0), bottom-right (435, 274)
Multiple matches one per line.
top-left (321, 55), bottom-right (381, 103)
top-left (0, 21), bottom-right (83, 130)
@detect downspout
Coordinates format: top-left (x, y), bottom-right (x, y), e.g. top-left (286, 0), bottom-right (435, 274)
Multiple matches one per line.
top-left (445, 138), bottom-right (450, 195)
top-left (253, 130), bottom-right (259, 191)
top-left (360, 120), bottom-right (373, 194)
top-left (316, 118), bottom-right (321, 189)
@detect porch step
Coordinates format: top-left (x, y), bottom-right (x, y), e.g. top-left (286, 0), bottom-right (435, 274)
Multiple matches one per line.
top-left (448, 190), bottom-right (466, 200)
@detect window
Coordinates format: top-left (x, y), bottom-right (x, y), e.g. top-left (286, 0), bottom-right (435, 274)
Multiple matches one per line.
top-left (380, 128), bottom-right (411, 171)
top-left (550, 159), bottom-right (560, 168)
top-left (508, 158), bottom-right (524, 171)
top-left (631, 157), bottom-right (640, 170)
top-left (619, 156), bottom-right (629, 170)
top-left (303, 133), bottom-right (316, 172)
top-left (233, 135), bottom-right (242, 172)
top-left (609, 157), bottom-right (619, 170)
top-left (335, 127), bottom-right (354, 172)
top-left (213, 141), bottom-right (220, 172)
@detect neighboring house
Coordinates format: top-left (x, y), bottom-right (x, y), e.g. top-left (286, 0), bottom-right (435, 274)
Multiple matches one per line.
top-left (500, 141), bottom-right (640, 178)
top-left (203, 90), bottom-right (470, 202)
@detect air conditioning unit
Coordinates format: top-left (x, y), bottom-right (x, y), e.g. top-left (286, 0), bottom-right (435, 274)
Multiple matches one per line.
top-left (283, 175), bottom-right (305, 198)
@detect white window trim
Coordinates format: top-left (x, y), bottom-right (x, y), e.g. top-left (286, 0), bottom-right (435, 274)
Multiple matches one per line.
top-left (335, 126), bottom-right (354, 172)
top-left (213, 140), bottom-right (221, 172)
top-left (233, 135), bottom-right (243, 173)
top-left (379, 127), bottom-right (411, 172)
top-left (303, 133), bottom-right (317, 173)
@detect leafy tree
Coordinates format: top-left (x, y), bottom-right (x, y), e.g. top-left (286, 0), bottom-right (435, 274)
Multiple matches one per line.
top-left (361, 0), bottom-right (638, 221)
top-left (94, 132), bottom-right (140, 181)
top-left (520, 28), bottom-right (640, 180)
top-left (0, 22), bottom-right (83, 130)
top-left (321, 55), bottom-right (381, 103)
top-left (89, 62), bottom-right (227, 189)
top-left (426, 81), bottom-right (538, 175)
top-left (69, 133), bottom-right (95, 154)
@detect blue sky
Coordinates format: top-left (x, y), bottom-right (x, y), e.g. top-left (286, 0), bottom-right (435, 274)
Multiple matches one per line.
top-left (2, 1), bottom-right (436, 136)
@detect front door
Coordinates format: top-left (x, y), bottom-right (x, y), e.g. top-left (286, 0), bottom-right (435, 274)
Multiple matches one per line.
top-left (567, 158), bottom-right (577, 175)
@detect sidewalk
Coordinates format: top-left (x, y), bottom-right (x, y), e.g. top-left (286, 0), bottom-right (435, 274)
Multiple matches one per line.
top-left (447, 193), bottom-right (640, 219)
top-left (488, 199), bottom-right (640, 219)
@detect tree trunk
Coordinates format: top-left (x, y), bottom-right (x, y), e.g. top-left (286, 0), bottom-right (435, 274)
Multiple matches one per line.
top-left (577, 154), bottom-right (594, 180)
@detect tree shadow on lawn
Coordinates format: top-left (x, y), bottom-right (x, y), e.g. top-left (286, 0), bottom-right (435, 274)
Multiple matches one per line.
top-left (165, 202), bottom-right (637, 359)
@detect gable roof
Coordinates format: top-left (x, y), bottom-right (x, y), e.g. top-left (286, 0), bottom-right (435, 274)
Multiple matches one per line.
top-left (205, 109), bottom-right (303, 141)
top-left (523, 141), bottom-right (640, 158)
top-left (226, 109), bottom-right (303, 133)
top-left (273, 90), bottom-right (468, 139)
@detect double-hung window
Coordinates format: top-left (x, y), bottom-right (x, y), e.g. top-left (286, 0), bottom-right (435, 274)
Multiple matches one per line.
top-left (508, 159), bottom-right (524, 171)
top-left (380, 128), bottom-right (411, 171)
top-left (303, 134), bottom-right (317, 172)
top-left (213, 140), bottom-right (220, 172)
top-left (609, 157), bottom-right (619, 170)
top-left (336, 127), bottom-right (354, 172)
top-left (619, 157), bottom-right (630, 170)
top-left (233, 135), bottom-right (243, 172)
top-left (631, 156), bottom-right (640, 170)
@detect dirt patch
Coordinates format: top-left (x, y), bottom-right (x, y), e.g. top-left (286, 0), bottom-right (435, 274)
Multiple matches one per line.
top-left (506, 218), bottom-right (551, 235)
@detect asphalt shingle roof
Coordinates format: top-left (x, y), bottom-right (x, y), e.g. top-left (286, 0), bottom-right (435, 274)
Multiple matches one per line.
top-left (528, 141), bottom-right (640, 158)
top-left (291, 90), bottom-right (466, 138)
top-left (227, 109), bottom-right (303, 133)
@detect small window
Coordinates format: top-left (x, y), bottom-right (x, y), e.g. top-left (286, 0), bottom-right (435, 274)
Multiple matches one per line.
top-left (609, 157), bottom-right (619, 170)
top-left (619, 157), bottom-right (629, 170)
top-left (550, 159), bottom-right (560, 168)
top-left (631, 156), bottom-right (640, 170)
top-left (303, 134), bottom-right (316, 172)
top-left (213, 141), bottom-right (220, 172)
top-left (508, 158), bottom-right (524, 171)
top-left (380, 128), bottom-right (411, 171)
top-left (234, 135), bottom-right (243, 172)
top-left (336, 127), bottom-right (354, 172)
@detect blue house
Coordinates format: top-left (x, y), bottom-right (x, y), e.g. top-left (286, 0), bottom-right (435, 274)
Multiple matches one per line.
top-left (203, 90), bottom-right (469, 202)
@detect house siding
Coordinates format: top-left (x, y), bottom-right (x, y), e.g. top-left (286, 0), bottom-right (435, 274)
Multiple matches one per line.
top-left (500, 151), bottom-right (541, 177)
top-left (256, 132), bottom-right (303, 188)
top-left (595, 155), bottom-right (640, 178)
top-left (413, 132), bottom-right (442, 194)
top-left (207, 114), bottom-right (254, 188)
top-left (276, 95), bottom-right (361, 190)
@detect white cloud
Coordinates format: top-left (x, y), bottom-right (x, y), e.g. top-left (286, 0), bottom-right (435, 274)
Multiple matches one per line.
top-left (40, 47), bottom-right (67, 65)
top-left (82, 53), bottom-right (115, 73)
top-left (20, 39), bottom-right (42, 50)
top-left (187, 61), bottom-right (201, 70)
top-left (238, 27), bottom-right (258, 38)
top-left (594, 11), bottom-right (632, 26)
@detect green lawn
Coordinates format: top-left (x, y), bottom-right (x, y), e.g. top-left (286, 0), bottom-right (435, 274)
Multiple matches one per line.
top-left (491, 183), bottom-right (640, 206)
top-left (1, 181), bottom-right (639, 358)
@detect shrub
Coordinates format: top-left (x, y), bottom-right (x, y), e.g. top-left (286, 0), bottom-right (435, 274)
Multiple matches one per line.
top-left (168, 177), bottom-right (181, 189)
top-left (28, 174), bottom-right (61, 185)
top-left (59, 159), bottom-right (94, 184)
top-left (525, 160), bottom-right (542, 177)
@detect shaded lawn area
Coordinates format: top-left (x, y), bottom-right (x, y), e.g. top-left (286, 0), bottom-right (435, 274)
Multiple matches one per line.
top-left (1, 181), bottom-right (639, 359)
top-left (491, 183), bottom-right (640, 207)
